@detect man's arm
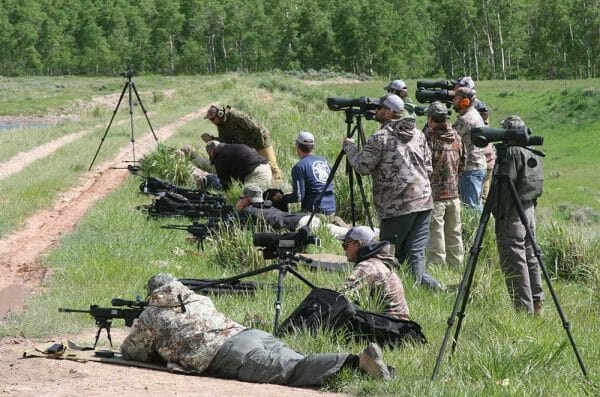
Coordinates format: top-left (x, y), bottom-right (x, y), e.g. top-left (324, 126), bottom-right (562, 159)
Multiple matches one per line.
top-left (120, 316), bottom-right (159, 363)
top-left (341, 263), bottom-right (376, 302)
top-left (343, 134), bottom-right (383, 175)
top-left (281, 165), bottom-right (304, 204)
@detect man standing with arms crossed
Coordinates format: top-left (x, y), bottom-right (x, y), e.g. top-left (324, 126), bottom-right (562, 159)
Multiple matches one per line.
top-left (452, 87), bottom-right (486, 211)
top-left (342, 93), bottom-right (444, 290)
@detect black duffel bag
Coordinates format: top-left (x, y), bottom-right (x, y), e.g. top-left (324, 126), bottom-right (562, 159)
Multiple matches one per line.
top-left (277, 288), bottom-right (356, 335)
top-left (278, 287), bottom-right (426, 349)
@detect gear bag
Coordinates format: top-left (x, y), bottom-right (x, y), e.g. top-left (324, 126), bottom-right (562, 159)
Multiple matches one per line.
top-left (278, 287), bottom-right (426, 348)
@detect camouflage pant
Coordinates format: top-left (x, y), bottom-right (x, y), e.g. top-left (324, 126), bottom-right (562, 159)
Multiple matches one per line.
top-left (495, 204), bottom-right (544, 313)
top-left (205, 329), bottom-right (348, 386)
top-left (427, 198), bottom-right (464, 267)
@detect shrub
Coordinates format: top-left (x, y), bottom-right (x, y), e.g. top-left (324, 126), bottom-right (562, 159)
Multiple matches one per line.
top-left (138, 144), bottom-right (194, 187)
top-left (538, 222), bottom-right (600, 283)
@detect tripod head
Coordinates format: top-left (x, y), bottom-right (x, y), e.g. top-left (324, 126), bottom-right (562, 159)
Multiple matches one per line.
top-left (120, 65), bottom-right (134, 79)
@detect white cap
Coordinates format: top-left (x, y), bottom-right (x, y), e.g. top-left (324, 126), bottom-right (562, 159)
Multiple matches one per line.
top-left (337, 226), bottom-right (377, 242)
top-left (384, 80), bottom-right (407, 91)
top-left (296, 131), bottom-right (315, 145)
top-left (378, 94), bottom-right (404, 113)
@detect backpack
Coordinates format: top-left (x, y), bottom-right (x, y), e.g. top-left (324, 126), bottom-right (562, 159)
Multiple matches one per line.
top-left (278, 287), bottom-right (426, 348)
top-left (346, 309), bottom-right (427, 348)
top-left (277, 288), bottom-right (356, 335)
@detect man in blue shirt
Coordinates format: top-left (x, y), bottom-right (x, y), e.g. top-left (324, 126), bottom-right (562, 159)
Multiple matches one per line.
top-left (272, 131), bottom-right (337, 215)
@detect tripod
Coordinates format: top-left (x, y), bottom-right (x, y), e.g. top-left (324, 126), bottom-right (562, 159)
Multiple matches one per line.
top-left (196, 249), bottom-right (317, 334)
top-left (431, 143), bottom-right (588, 380)
top-left (88, 67), bottom-right (159, 171)
top-left (306, 108), bottom-right (374, 228)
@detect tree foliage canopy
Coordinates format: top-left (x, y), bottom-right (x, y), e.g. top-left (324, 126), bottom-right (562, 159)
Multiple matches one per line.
top-left (0, 0), bottom-right (598, 78)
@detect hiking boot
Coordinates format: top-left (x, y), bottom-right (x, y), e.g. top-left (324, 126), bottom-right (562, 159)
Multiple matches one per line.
top-left (534, 300), bottom-right (544, 316)
top-left (358, 343), bottom-right (391, 380)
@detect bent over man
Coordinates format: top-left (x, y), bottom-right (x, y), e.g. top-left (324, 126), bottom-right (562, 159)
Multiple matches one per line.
top-left (203, 105), bottom-right (283, 181)
top-left (121, 273), bottom-right (393, 385)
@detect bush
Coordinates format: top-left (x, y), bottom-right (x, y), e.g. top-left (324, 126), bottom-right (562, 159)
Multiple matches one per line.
top-left (138, 144), bottom-right (194, 187)
top-left (538, 222), bottom-right (600, 283)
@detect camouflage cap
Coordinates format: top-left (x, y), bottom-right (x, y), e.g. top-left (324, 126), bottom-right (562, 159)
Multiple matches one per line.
top-left (147, 273), bottom-right (176, 295)
top-left (205, 140), bottom-right (222, 155)
top-left (384, 79), bottom-right (407, 91)
top-left (452, 86), bottom-right (475, 98)
top-left (378, 93), bottom-right (404, 113)
top-left (501, 115), bottom-right (525, 129)
top-left (427, 101), bottom-right (448, 121)
top-left (241, 184), bottom-right (264, 204)
top-left (337, 226), bottom-right (377, 242)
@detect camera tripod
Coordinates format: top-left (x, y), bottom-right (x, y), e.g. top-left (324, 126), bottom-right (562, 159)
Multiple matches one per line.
top-left (306, 108), bottom-right (374, 228)
top-left (431, 143), bottom-right (587, 380)
top-left (88, 66), bottom-right (159, 172)
top-left (195, 249), bottom-right (317, 334)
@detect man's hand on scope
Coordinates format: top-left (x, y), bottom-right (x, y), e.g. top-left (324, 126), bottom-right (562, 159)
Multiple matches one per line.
top-left (342, 137), bottom-right (355, 145)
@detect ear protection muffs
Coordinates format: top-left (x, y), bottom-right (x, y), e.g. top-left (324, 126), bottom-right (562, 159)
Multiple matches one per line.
top-left (459, 97), bottom-right (471, 109)
top-left (216, 106), bottom-right (225, 118)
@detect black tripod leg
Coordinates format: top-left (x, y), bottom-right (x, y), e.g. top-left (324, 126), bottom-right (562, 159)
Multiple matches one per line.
top-left (131, 81), bottom-right (159, 142)
top-left (306, 148), bottom-right (346, 227)
top-left (504, 178), bottom-right (588, 377)
top-left (93, 326), bottom-right (102, 349)
top-left (347, 159), bottom-right (357, 225)
top-left (432, 185), bottom-right (495, 380)
top-left (273, 265), bottom-right (288, 335)
top-left (353, 172), bottom-right (374, 229)
top-left (127, 81), bottom-right (136, 164)
top-left (88, 82), bottom-right (128, 171)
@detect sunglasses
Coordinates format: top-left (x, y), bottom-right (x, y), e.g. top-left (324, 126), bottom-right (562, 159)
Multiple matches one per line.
top-left (341, 240), bottom-right (355, 249)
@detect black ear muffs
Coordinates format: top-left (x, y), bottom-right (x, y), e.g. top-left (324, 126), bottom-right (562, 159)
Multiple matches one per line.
top-left (216, 107), bottom-right (225, 118)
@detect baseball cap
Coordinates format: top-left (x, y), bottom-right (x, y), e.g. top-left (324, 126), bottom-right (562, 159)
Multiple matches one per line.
top-left (204, 105), bottom-right (220, 119)
top-left (296, 131), bottom-right (315, 145)
top-left (337, 226), bottom-right (377, 242)
top-left (241, 184), bottom-right (264, 204)
top-left (205, 140), bottom-right (222, 154)
top-left (428, 101), bottom-right (448, 121)
top-left (377, 93), bottom-right (404, 113)
top-left (384, 79), bottom-right (407, 91)
top-left (455, 76), bottom-right (475, 89)
top-left (501, 115), bottom-right (524, 129)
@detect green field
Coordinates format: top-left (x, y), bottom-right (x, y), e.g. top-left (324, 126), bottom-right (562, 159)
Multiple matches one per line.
top-left (0, 74), bottom-right (598, 395)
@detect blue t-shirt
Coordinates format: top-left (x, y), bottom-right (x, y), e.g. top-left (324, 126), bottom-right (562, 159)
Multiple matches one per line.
top-left (282, 155), bottom-right (336, 215)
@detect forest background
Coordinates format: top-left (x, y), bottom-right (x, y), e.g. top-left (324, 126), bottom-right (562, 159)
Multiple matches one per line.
top-left (1, 0), bottom-right (599, 79)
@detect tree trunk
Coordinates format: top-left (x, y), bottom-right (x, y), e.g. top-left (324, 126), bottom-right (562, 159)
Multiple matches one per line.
top-left (497, 9), bottom-right (506, 79)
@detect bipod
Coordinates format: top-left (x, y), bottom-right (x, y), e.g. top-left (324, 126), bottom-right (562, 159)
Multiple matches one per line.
top-left (88, 66), bottom-right (159, 171)
top-left (306, 108), bottom-right (374, 229)
top-left (431, 143), bottom-right (587, 380)
top-left (92, 318), bottom-right (113, 349)
top-left (192, 249), bottom-right (316, 335)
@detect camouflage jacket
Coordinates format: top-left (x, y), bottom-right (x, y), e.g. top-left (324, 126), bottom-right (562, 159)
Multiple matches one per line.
top-left (402, 97), bottom-right (416, 120)
top-left (120, 280), bottom-right (245, 372)
top-left (342, 242), bottom-right (409, 320)
top-left (216, 109), bottom-right (271, 149)
top-left (426, 123), bottom-right (466, 201)
top-left (453, 107), bottom-right (486, 171)
top-left (344, 118), bottom-right (433, 219)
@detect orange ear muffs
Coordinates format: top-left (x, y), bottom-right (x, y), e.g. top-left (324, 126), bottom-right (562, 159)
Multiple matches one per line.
top-left (459, 97), bottom-right (471, 109)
